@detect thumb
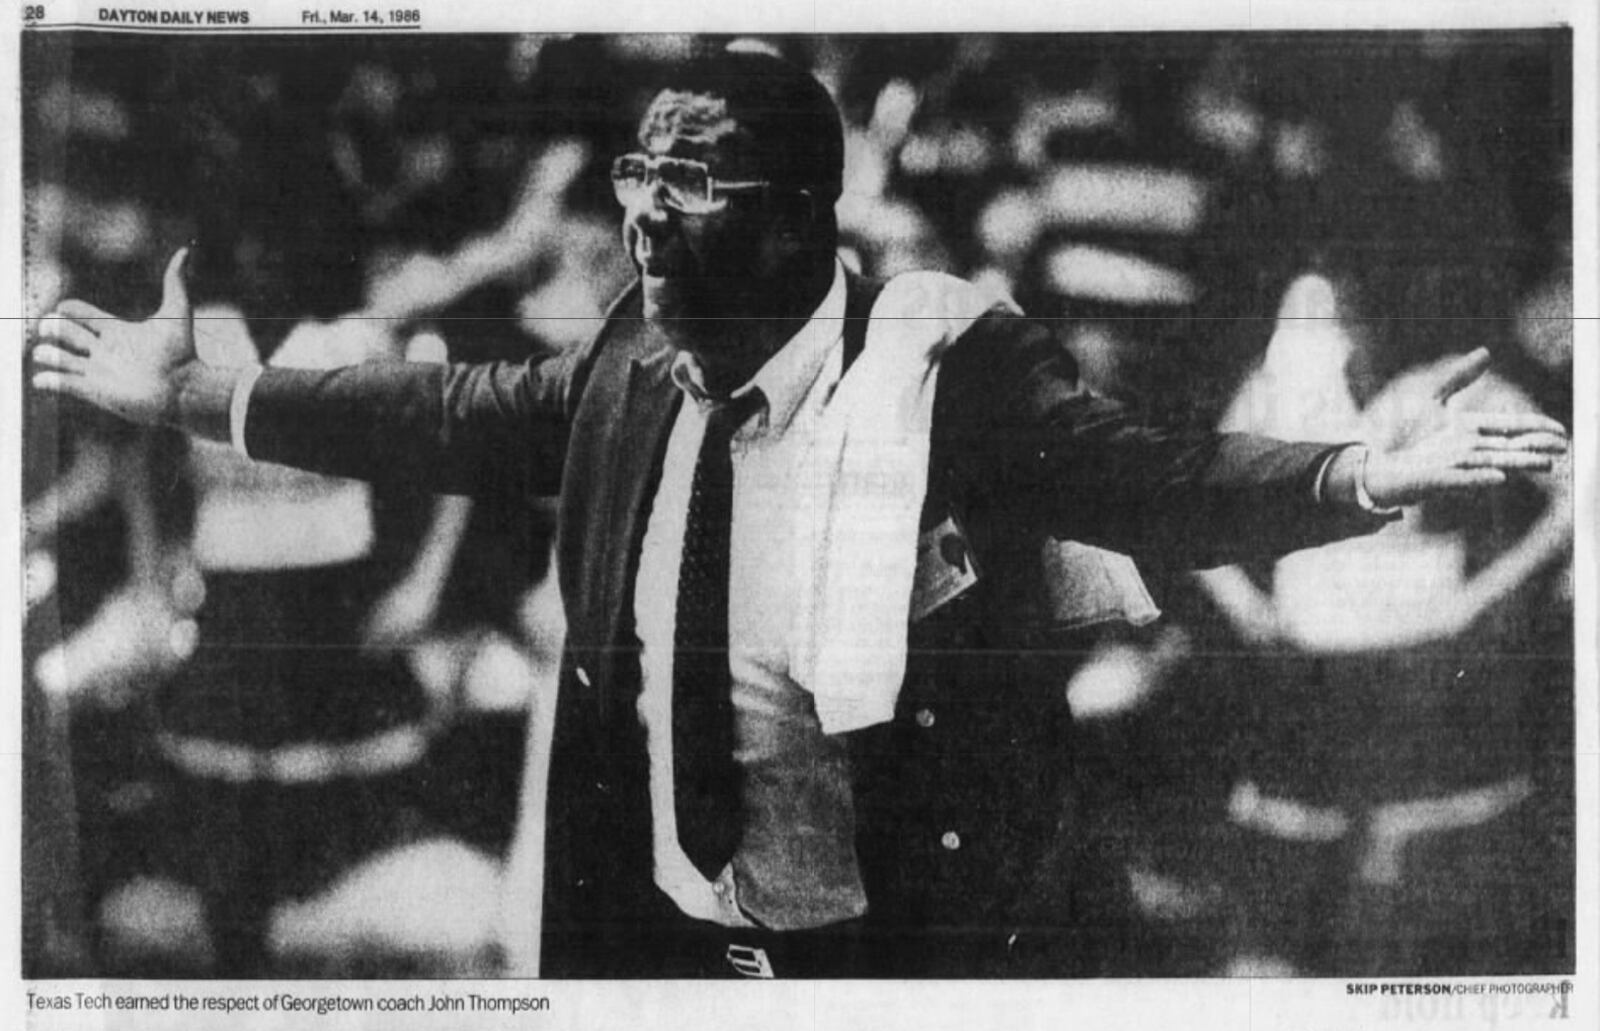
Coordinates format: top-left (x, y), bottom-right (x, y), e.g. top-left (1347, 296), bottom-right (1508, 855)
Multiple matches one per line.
top-left (155, 246), bottom-right (194, 324)
top-left (1275, 273), bottom-right (1339, 324)
top-left (1430, 346), bottom-right (1491, 402)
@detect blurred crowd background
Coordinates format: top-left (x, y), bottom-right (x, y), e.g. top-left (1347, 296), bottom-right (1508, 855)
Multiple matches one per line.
top-left (21, 31), bottom-right (1574, 979)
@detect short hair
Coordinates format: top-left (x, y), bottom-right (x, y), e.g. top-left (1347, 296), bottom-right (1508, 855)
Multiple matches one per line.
top-left (644, 48), bottom-right (844, 203)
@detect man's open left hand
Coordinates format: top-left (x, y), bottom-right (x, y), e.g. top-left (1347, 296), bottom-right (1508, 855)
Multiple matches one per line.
top-left (1363, 348), bottom-right (1568, 508)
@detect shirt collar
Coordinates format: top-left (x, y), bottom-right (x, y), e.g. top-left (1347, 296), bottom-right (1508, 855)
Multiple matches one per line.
top-left (670, 260), bottom-right (847, 434)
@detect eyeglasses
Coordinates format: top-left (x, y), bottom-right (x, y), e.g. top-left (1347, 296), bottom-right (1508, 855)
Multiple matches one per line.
top-left (610, 153), bottom-right (770, 214)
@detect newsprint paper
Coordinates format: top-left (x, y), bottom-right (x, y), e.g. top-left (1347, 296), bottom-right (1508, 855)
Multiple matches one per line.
top-left (3, 1), bottom-right (1596, 1029)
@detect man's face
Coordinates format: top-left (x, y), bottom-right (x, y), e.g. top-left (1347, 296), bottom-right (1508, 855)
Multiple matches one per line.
top-left (622, 90), bottom-right (784, 350)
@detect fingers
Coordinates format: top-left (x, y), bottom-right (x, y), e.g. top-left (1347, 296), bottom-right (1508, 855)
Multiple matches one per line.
top-left (1447, 468), bottom-right (1508, 489)
top-left (155, 246), bottom-right (193, 321)
top-left (1472, 431), bottom-right (1569, 455)
top-left (1462, 450), bottom-right (1556, 473)
top-left (31, 369), bottom-right (93, 401)
top-left (36, 313), bottom-right (100, 354)
top-left (1466, 414), bottom-right (1569, 466)
top-left (55, 298), bottom-right (112, 324)
top-left (1473, 412), bottom-right (1569, 439)
top-left (1431, 346), bottom-right (1492, 401)
top-left (31, 343), bottom-right (88, 376)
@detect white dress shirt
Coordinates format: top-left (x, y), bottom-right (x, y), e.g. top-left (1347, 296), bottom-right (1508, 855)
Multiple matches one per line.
top-left (634, 262), bottom-right (869, 930)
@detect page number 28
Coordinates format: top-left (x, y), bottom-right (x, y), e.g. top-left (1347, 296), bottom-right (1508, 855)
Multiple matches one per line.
top-left (24, 5), bottom-right (47, 21)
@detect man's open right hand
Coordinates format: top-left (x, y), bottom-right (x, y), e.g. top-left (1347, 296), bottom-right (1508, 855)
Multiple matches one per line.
top-left (33, 247), bottom-right (198, 427)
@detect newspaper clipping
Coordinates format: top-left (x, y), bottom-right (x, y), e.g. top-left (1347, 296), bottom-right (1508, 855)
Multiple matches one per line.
top-left (5, 1), bottom-right (1596, 1028)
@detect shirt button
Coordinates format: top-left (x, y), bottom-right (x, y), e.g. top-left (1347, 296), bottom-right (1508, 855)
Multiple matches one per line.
top-left (940, 831), bottom-right (962, 851)
top-left (915, 708), bottom-right (936, 729)
top-left (575, 667), bottom-right (592, 687)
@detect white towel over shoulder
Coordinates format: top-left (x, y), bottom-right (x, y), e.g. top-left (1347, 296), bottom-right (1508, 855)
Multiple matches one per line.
top-left (788, 272), bottom-right (1017, 734)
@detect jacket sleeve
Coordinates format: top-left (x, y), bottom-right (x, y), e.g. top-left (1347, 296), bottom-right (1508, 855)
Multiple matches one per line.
top-left (932, 309), bottom-right (1388, 568)
top-left (242, 348), bottom-right (581, 498)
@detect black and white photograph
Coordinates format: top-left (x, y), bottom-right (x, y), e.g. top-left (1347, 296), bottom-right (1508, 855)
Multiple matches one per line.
top-left (7, 1), bottom-right (1594, 1026)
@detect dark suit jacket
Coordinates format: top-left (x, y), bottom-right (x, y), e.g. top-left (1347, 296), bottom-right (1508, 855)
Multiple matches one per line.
top-left (244, 273), bottom-right (1382, 977)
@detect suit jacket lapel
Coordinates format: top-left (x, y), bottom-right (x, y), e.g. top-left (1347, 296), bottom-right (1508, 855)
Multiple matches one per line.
top-left (603, 344), bottom-right (679, 639)
top-left (560, 306), bottom-right (680, 719)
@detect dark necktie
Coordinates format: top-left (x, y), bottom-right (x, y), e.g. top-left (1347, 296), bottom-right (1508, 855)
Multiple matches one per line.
top-left (673, 391), bottom-right (763, 878)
